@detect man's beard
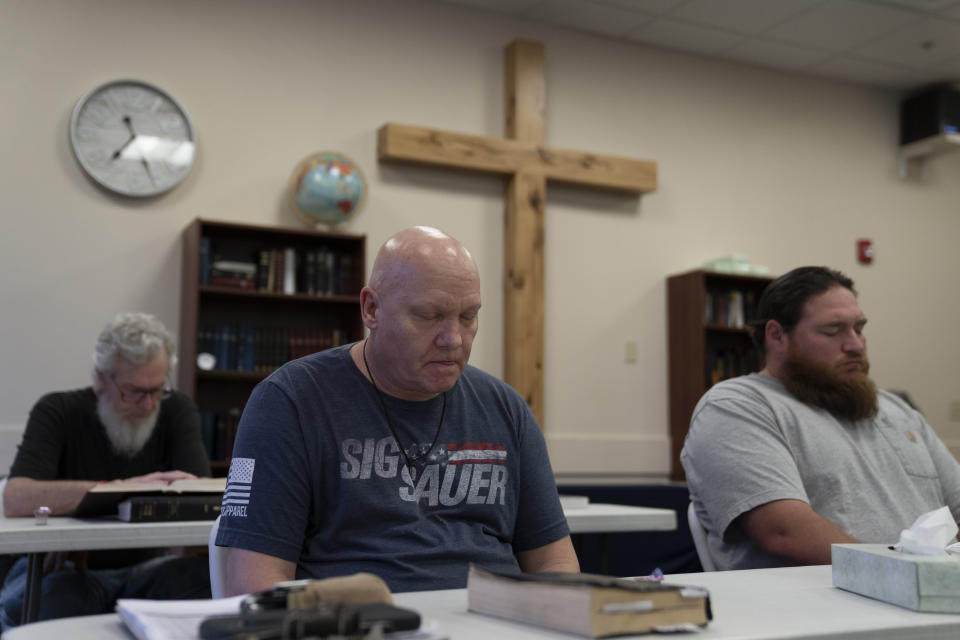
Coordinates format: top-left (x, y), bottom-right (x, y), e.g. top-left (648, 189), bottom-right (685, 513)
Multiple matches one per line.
top-left (96, 394), bottom-right (160, 457)
top-left (781, 351), bottom-right (878, 422)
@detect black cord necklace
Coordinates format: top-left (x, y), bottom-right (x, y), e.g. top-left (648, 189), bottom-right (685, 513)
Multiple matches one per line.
top-left (362, 340), bottom-right (446, 478)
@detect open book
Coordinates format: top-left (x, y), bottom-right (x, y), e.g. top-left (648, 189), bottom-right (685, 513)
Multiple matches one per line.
top-left (467, 565), bottom-right (711, 638)
top-left (74, 477), bottom-right (226, 518)
top-left (117, 596), bottom-right (444, 640)
top-left (117, 595), bottom-right (244, 640)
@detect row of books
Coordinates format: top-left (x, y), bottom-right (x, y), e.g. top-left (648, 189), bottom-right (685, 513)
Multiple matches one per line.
top-left (198, 324), bottom-right (351, 373)
top-left (199, 237), bottom-right (362, 296)
top-left (706, 347), bottom-right (759, 387)
top-left (703, 289), bottom-right (757, 328)
top-left (200, 409), bottom-right (241, 462)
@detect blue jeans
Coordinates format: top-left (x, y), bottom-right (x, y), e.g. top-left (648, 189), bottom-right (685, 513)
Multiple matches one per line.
top-left (0, 554), bottom-right (210, 629)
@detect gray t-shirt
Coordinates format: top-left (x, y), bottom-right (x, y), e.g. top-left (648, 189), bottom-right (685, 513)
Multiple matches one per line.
top-left (216, 344), bottom-right (569, 592)
top-left (681, 373), bottom-right (960, 570)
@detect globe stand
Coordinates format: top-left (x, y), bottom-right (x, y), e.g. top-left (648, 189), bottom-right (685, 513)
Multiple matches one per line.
top-left (307, 221), bottom-right (336, 232)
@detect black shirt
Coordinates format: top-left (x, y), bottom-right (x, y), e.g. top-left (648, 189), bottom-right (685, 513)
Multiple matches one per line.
top-left (9, 387), bottom-right (210, 568)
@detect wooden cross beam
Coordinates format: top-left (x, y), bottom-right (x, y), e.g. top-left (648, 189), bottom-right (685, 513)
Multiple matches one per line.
top-left (377, 40), bottom-right (657, 428)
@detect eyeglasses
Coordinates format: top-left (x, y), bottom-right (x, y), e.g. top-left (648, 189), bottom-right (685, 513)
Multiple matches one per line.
top-left (109, 373), bottom-right (172, 404)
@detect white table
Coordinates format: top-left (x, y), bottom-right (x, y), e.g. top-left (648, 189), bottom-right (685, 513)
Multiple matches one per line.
top-left (0, 502), bottom-right (672, 624)
top-left (564, 502), bottom-right (676, 574)
top-left (408, 565), bottom-right (960, 639)
top-left (563, 502), bottom-right (676, 533)
top-left (7, 565), bottom-right (960, 640)
top-left (0, 516), bottom-right (213, 625)
top-left (670, 564), bottom-right (960, 639)
top-left (0, 502), bottom-right (672, 554)
top-left (0, 517), bottom-right (214, 556)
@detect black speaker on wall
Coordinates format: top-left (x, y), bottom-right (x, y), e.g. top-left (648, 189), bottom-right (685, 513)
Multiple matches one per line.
top-left (900, 83), bottom-right (960, 145)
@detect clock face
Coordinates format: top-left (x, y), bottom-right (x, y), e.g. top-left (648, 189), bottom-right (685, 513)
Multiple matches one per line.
top-left (69, 80), bottom-right (195, 197)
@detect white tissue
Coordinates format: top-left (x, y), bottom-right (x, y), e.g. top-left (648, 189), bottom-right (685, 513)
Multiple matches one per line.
top-left (893, 506), bottom-right (959, 556)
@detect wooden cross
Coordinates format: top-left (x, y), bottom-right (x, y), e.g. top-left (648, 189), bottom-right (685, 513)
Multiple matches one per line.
top-left (377, 40), bottom-right (657, 428)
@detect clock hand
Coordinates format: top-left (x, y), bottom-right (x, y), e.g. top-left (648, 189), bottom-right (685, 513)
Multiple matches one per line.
top-left (114, 115), bottom-right (157, 189)
top-left (111, 116), bottom-right (137, 159)
top-left (141, 158), bottom-right (157, 188)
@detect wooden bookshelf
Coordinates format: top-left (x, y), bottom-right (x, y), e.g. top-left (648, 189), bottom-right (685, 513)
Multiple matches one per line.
top-left (179, 218), bottom-right (365, 474)
top-left (666, 269), bottom-right (774, 481)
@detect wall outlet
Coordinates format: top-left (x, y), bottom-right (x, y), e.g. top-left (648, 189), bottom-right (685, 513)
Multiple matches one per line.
top-left (624, 340), bottom-right (637, 364)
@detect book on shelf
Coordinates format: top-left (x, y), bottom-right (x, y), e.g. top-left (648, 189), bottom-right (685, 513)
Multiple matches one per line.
top-left (74, 477), bottom-right (226, 518)
top-left (213, 245), bottom-right (361, 297)
top-left (211, 260), bottom-right (257, 277)
top-left (728, 290), bottom-right (744, 328)
top-left (198, 323), bottom-right (352, 373)
top-left (118, 494), bottom-right (223, 522)
top-left (706, 346), bottom-right (758, 387)
top-left (304, 248), bottom-right (317, 294)
top-left (257, 249), bottom-right (272, 292)
top-left (704, 289), bottom-right (749, 328)
top-left (200, 410), bottom-right (242, 462)
top-left (273, 248), bottom-right (285, 293)
top-left (209, 275), bottom-right (255, 290)
top-left (201, 231), bottom-right (363, 298)
top-left (466, 565), bottom-right (711, 638)
top-left (283, 247), bottom-right (297, 294)
top-left (199, 237), bottom-right (211, 286)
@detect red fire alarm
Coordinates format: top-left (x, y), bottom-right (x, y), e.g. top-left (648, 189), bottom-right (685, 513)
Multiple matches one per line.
top-left (857, 239), bottom-right (874, 265)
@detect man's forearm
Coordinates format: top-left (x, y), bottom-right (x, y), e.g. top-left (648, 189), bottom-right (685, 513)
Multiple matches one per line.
top-left (225, 547), bottom-right (297, 597)
top-left (739, 499), bottom-right (857, 566)
top-left (517, 536), bottom-right (580, 574)
top-left (762, 519), bottom-right (856, 565)
top-left (3, 477), bottom-right (97, 517)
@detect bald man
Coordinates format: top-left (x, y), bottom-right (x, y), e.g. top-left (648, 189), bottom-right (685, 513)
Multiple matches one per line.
top-left (217, 226), bottom-right (578, 595)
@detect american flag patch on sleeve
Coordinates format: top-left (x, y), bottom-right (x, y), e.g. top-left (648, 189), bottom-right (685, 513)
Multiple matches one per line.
top-left (223, 457), bottom-right (254, 514)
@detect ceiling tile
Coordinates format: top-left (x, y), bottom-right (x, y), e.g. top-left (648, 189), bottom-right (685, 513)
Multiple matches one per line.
top-left (766, 0), bottom-right (923, 52)
top-left (434, 0), bottom-right (541, 15)
top-left (669, 0), bottom-right (824, 34)
top-left (720, 37), bottom-right (834, 71)
top-left (853, 17), bottom-right (960, 67)
top-left (590, 0), bottom-right (690, 16)
top-left (926, 55), bottom-right (960, 82)
top-left (429, 0), bottom-right (959, 91)
top-left (521, 0), bottom-right (655, 37)
top-left (813, 55), bottom-right (924, 88)
top-left (867, 0), bottom-right (960, 13)
top-left (625, 17), bottom-right (744, 55)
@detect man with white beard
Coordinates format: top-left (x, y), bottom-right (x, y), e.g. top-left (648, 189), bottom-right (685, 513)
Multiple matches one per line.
top-left (1, 312), bottom-right (211, 628)
top-left (682, 266), bottom-right (960, 571)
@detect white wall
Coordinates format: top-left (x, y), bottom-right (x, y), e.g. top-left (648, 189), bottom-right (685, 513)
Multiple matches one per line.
top-left (2, 0), bottom-right (959, 480)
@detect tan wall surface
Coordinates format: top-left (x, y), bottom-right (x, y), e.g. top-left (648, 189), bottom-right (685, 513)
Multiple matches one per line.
top-left (2, 0), bottom-right (959, 479)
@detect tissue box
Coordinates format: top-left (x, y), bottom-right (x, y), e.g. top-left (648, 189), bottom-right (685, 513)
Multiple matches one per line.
top-left (832, 543), bottom-right (960, 613)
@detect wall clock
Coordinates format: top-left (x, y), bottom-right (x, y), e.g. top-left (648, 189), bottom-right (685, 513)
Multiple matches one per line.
top-left (69, 79), bottom-right (196, 197)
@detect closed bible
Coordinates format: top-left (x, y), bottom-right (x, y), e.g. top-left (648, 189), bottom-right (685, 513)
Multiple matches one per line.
top-left (117, 494), bottom-right (222, 522)
top-left (74, 477), bottom-right (226, 518)
top-left (467, 565), bottom-right (711, 638)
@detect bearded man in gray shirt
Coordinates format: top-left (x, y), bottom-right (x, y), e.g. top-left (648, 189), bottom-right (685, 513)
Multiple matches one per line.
top-left (681, 266), bottom-right (960, 571)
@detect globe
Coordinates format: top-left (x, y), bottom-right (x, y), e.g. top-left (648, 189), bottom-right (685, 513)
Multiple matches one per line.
top-left (288, 152), bottom-right (366, 227)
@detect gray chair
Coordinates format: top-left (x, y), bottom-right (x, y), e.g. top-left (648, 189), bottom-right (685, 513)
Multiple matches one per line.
top-left (687, 502), bottom-right (717, 572)
top-left (208, 515), bottom-right (229, 598)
